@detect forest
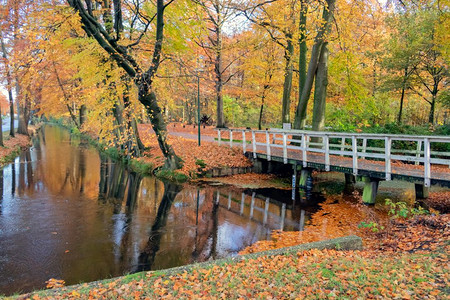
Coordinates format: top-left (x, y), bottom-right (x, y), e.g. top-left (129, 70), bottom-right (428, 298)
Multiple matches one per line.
top-left (0, 0), bottom-right (448, 169)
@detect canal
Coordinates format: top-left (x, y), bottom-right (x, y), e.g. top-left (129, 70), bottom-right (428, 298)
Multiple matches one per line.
top-left (0, 125), bottom-right (323, 295)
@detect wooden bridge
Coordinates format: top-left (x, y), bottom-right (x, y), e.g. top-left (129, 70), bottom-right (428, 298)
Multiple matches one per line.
top-left (215, 128), bottom-right (450, 204)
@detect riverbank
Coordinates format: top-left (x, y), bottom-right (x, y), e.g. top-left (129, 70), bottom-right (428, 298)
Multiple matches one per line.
top-left (137, 124), bottom-right (252, 180)
top-left (241, 195), bottom-right (449, 255)
top-left (0, 133), bottom-right (31, 166)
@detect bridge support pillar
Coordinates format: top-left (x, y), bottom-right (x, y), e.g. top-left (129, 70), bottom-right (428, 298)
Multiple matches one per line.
top-left (345, 173), bottom-right (356, 185)
top-left (343, 173), bottom-right (356, 194)
top-left (362, 177), bottom-right (379, 205)
top-left (415, 183), bottom-right (429, 199)
top-left (299, 168), bottom-right (312, 188)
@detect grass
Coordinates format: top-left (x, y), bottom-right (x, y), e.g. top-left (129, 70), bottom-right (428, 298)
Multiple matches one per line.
top-left (0, 132), bottom-right (31, 166)
top-left (0, 146), bottom-right (21, 165)
top-left (156, 169), bottom-right (189, 183)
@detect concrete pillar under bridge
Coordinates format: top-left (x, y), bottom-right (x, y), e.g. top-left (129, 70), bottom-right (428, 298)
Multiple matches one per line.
top-left (343, 173), bottom-right (356, 195)
top-left (299, 168), bottom-right (313, 189)
top-left (362, 176), bottom-right (380, 205)
top-left (415, 183), bottom-right (429, 199)
top-left (345, 174), bottom-right (356, 185)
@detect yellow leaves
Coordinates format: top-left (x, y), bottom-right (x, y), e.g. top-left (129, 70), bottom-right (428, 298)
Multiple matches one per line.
top-left (45, 278), bottom-right (65, 289)
top-left (138, 123), bottom-right (252, 178)
top-left (71, 291), bottom-right (80, 297)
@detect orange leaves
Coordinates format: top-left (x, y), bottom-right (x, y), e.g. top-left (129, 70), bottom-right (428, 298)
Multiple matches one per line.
top-left (426, 191), bottom-right (450, 213)
top-left (241, 196), bottom-right (385, 255)
top-left (200, 173), bottom-right (291, 189)
top-left (138, 123), bottom-right (251, 178)
top-left (26, 245), bottom-right (449, 299)
top-left (0, 134), bottom-right (31, 164)
top-left (45, 278), bottom-right (65, 289)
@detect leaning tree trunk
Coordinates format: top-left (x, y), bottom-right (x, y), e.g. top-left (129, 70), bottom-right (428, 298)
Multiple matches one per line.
top-left (68, 0), bottom-right (180, 169)
top-left (123, 79), bottom-right (145, 154)
top-left (298, 0), bottom-right (308, 106)
top-left (311, 43), bottom-right (329, 132)
top-left (294, 0), bottom-right (335, 129)
top-left (258, 92), bottom-right (266, 130)
top-left (139, 87), bottom-right (180, 169)
top-left (398, 67), bottom-right (408, 124)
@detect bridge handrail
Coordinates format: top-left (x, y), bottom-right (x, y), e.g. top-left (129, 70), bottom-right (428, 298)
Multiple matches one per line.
top-left (215, 127), bottom-right (450, 141)
top-left (214, 127), bottom-right (450, 187)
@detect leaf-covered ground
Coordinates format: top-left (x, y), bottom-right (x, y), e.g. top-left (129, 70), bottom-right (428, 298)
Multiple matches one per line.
top-left (0, 134), bottom-right (31, 165)
top-left (138, 124), bottom-right (252, 178)
top-left (20, 248), bottom-right (448, 299)
top-left (198, 173), bottom-right (292, 189)
top-left (241, 196), bottom-right (449, 255)
top-left (426, 192), bottom-right (450, 213)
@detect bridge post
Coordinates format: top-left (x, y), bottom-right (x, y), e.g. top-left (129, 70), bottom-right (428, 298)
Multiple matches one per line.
top-left (345, 173), bottom-right (356, 185)
top-left (362, 176), bottom-right (379, 205)
top-left (292, 165), bottom-right (298, 201)
top-left (415, 183), bottom-right (429, 199)
top-left (299, 168), bottom-right (312, 188)
top-left (344, 173), bottom-right (356, 194)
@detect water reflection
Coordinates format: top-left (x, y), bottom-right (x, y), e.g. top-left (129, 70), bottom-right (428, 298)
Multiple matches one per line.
top-left (0, 125), bottom-right (319, 296)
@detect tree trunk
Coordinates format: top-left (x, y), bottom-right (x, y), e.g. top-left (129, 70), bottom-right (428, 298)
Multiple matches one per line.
top-left (17, 102), bottom-right (29, 135)
top-left (311, 43), bottom-right (329, 132)
top-left (215, 24), bottom-right (225, 128)
top-left (398, 67), bottom-right (408, 124)
top-left (68, 0), bottom-right (179, 169)
top-left (139, 89), bottom-right (181, 169)
top-left (16, 78), bottom-right (29, 136)
top-left (298, 0), bottom-right (308, 102)
top-left (428, 76), bottom-right (440, 125)
top-left (79, 104), bottom-right (87, 126)
top-left (0, 103), bottom-right (3, 147)
top-left (281, 37), bottom-right (294, 125)
top-left (294, 0), bottom-right (336, 129)
top-left (1, 35), bottom-right (15, 137)
top-left (258, 94), bottom-right (265, 130)
top-left (8, 89), bottom-right (14, 137)
top-left (123, 80), bottom-right (145, 153)
top-left (429, 94), bottom-right (436, 125)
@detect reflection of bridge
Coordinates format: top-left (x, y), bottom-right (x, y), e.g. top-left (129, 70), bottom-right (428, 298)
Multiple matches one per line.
top-left (215, 190), bottom-right (307, 232)
top-left (216, 128), bottom-right (450, 203)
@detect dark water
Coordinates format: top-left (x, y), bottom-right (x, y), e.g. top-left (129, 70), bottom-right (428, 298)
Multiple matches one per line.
top-left (0, 126), bottom-right (322, 296)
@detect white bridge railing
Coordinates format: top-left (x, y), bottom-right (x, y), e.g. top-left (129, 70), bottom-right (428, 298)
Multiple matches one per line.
top-left (216, 128), bottom-right (450, 187)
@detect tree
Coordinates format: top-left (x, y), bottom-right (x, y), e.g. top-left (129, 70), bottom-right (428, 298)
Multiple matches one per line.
top-left (241, 0), bottom-right (296, 125)
top-left (384, 10), bottom-right (424, 124)
top-left (294, 0), bottom-right (336, 130)
top-left (194, 0), bottom-right (241, 128)
top-left (413, 10), bottom-right (448, 124)
top-left (0, 32), bottom-right (14, 137)
top-left (67, 0), bottom-right (181, 169)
